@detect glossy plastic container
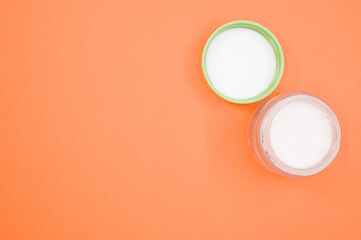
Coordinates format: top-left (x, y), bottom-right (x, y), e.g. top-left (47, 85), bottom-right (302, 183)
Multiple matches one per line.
top-left (248, 92), bottom-right (341, 177)
top-left (202, 21), bottom-right (284, 104)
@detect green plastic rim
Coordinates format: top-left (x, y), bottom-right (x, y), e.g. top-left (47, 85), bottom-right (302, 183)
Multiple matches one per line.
top-left (202, 21), bottom-right (284, 104)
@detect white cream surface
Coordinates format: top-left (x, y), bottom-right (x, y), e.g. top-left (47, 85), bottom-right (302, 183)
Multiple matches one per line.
top-left (269, 101), bottom-right (333, 169)
top-left (205, 28), bottom-right (276, 99)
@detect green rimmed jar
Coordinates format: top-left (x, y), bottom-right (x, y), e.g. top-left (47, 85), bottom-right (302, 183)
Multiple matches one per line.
top-left (202, 21), bottom-right (284, 104)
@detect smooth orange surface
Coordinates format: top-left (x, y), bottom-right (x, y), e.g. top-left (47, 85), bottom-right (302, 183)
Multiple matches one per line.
top-left (0, 0), bottom-right (361, 239)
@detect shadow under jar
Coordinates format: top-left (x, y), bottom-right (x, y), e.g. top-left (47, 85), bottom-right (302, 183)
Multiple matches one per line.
top-left (248, 92), bottom-right (341, 178)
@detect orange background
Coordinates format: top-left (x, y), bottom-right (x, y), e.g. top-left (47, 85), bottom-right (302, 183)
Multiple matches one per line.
top-left (1, 0), bottom-right (361, 239)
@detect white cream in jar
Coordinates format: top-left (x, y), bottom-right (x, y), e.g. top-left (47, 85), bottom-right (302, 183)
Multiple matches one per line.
top-left (248, 92), bottom-right (341, 177)
top-left (202, 21), bottom-right (284, 104)
top-left (205, 28), bottom-right (277, 100)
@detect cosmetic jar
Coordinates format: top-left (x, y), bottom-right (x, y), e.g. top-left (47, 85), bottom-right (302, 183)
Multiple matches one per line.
top-left (248, 92), bottom-right (341, 177)
top-left (202, 21), bottom-right (284, 104)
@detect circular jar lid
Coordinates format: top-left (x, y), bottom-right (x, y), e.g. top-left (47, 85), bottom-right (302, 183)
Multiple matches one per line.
top-left (202, 21), bottom-right (284, 104)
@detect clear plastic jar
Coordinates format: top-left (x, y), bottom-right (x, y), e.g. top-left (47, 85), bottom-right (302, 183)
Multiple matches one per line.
top-left (248, 92), bottom-right (341, 178)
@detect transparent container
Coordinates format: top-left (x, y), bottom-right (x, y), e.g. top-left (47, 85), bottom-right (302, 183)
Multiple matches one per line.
top-left (248, 92), bottom-right (341, 178)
